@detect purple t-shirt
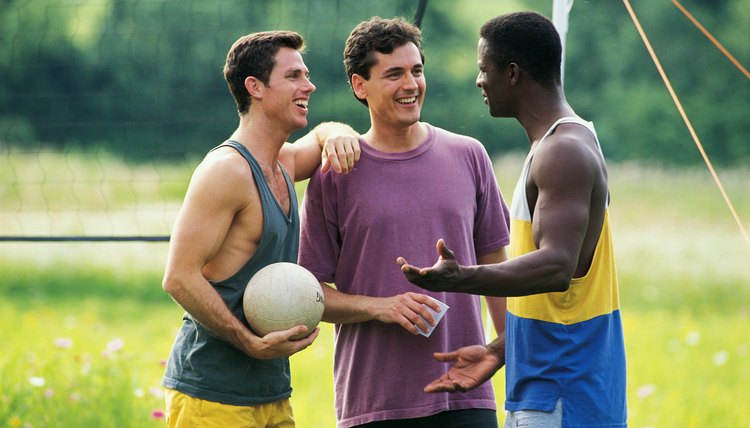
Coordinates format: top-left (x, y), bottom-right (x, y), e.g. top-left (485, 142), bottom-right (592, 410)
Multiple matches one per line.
top-left (299, 124), bottom-right (511, 427)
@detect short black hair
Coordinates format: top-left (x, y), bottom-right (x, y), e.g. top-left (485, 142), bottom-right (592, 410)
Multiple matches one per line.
top-left (343, 17), bottom-right (424, 106)
top-left (480, 11), bottom-right (562, 88)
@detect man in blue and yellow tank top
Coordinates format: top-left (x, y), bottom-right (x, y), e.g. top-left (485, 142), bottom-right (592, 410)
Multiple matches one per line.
top-left (399, 11), bottom-right (627, 428)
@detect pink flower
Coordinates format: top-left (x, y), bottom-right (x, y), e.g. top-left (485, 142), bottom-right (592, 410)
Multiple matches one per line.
top-left (151, 409), bottom-right (165, 420)
top-left (54, 337), bottom-right (73, 349)
top-left (106, 338), bottom-right (125, 353)
top-left (637, 384), bottom-right (656, 399)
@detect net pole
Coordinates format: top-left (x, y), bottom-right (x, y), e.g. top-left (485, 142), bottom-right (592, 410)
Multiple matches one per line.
top-left (552, 0), bottom-right (575, 86)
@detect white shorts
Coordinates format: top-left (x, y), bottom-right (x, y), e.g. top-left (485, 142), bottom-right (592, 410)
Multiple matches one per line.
top-left (504, 399), bottom-right (562, 428)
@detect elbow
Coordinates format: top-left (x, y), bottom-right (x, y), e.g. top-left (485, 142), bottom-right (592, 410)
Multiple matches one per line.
top-left (162, 272), bottom-right (183, 297)
top-left (549, 275), bottom-right (571, 293)
top-left (546, 262), bottom-right (574, 293)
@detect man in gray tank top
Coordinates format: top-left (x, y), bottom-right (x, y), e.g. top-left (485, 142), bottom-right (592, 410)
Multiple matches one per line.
top-left (161, 30), bottom-right (360, 426)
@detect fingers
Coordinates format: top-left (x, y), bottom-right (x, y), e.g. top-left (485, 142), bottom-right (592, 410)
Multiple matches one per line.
top-left (436, 239), bottom-right (456, 260)
top-left (424, 377), bottom-right (457, 393)
top-left (398, 293), bottom-right (443, 334)
top-left (432, 351), bottom-right (459, 363)
top-left (322, 137), bottom-right (360, 174)
top-left (396, 257), bottom-right (426, 278)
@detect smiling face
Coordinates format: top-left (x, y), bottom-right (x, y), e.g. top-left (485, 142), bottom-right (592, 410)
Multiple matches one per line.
top-left (475, 37), bottom-right (511, 118)
top-left (352, 42), bottom-right (426, 130)
top-left (261, 47), bottom-right (316, 131)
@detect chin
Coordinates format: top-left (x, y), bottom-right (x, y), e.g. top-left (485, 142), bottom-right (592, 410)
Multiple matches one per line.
top-left (488, 106), bottom-right (503, 118)
top-left (294, 117), bottom-right (309, 130)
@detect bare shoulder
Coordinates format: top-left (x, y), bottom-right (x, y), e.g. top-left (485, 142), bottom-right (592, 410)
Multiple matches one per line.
top-left (531, 123), bottom-right (604, 188)
top-left (533, 124), bottom-right (603, 174)
top-left (189, 146), bottom-right (254, 209)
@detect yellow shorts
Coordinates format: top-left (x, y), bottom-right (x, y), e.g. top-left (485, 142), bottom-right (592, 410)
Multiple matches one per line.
top-left (164, 388), bottom-right (295, 428)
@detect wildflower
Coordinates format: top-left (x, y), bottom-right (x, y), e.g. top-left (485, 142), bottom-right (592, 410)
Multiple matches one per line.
top-left (713, 351), bottom-right (729, 366)
top-left (149, 386), bottom-right (165, 399)
top-left (637, 384), bottom-right (656, 399)
top-left (44, 389), bottom-right (55, 398)
top-left (685, 331), bottom-right (700, 346)
top-left (106, 338), bottom-right (125, 353)
top-left (8, 416), bottom-right (21, 427)
top-left (28, 377), bottom-right (46, 387)
top-left (134, 388), bottom-right (145, 398)
top-left (151, 409), bottom-right (165, 420)
top-left (54, 337), bottom-right (73, 349)
top-left (69, 392), bottom-right (82, 402)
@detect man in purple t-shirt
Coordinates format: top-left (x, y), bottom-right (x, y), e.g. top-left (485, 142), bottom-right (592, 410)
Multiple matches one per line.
top-left (298, 17), bottom-right (511, 428)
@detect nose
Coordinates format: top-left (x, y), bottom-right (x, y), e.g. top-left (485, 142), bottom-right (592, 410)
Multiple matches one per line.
top-left (402, 73), bottom-right (418, 90)
top-left (304, 76), bottom-right (316, 93)
top-left (475, 73), bottom-right (482, 88)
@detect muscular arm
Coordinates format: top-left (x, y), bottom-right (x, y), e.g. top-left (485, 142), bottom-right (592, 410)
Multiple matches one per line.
top-left (162, 155), bottom-right (316, 359)
top-left (400, 130), bottom-right (602, 297)
top-left (280, 121), bottom-right (360, 180)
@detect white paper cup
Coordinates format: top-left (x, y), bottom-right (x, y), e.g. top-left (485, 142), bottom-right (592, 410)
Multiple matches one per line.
top-left (416, 297), bottom-right (450, 337)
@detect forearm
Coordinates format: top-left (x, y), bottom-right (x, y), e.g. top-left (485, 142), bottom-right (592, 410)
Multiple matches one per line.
top-left (164, 273), bottom-right (258, 355)
top-left (485, 296), bottom-right (506, 336)
top-left (460, 249), bottom-right (572, 297)
top-left (485, 331), bottom-right (506, 367)
top-left (320, 283), bottom-right (378, 324)
top-left (290, 121), bottom-right (357, 180)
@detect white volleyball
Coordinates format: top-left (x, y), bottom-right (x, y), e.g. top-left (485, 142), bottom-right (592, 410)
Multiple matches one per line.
top-left (243, 262), bottom-right (324, 340)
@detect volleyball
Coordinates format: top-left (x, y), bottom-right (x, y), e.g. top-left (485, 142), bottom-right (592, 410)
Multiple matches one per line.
top-left (243, 262), bottom-right (325, 340)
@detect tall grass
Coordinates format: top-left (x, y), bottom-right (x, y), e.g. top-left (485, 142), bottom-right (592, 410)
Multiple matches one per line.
top-left (1, 152), bottom-right (748, 427)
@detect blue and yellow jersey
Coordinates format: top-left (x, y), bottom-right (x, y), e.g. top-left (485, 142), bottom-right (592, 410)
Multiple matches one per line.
top-left (505, 117), bottom-right (627, 427)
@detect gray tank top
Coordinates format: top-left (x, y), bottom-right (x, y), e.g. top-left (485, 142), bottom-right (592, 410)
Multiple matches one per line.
top-left (162, 140), bottom-right (300, 406)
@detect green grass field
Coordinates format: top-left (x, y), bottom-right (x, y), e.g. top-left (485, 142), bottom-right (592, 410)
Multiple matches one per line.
top-left (1, 152), bottom-right (748, 427)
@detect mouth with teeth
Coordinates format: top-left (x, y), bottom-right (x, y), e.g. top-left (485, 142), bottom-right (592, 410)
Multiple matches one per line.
top-left (293, 99), bottom-right (308, 110)
top-left (396, 96), bottom-right (418, 105)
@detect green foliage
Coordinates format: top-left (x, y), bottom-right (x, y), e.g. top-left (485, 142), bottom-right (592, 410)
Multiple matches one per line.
top-left (1, 0), bottom-right (747, 164)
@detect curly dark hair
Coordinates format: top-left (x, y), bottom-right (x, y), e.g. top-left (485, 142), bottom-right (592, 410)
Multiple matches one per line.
top-left (343, 17), bottom-right (424, 106)
top-left (480, 12), bottom-right (562, 88)
top-left (223, 31), bottom-right (305, 114)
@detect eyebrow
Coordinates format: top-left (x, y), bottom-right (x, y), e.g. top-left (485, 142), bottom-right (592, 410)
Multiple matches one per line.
top-left (284, 68), bottom-right (308, 76)
top-left (382, 63), bottom-right (423, 73)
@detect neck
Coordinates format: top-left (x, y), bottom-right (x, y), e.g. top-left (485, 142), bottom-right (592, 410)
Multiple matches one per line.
top-left (515, 85), bottom-right (576, 145)
top-left (363, 121), bottom-right (427, 153)
top-left (230, 111), bottom-right (291, 166)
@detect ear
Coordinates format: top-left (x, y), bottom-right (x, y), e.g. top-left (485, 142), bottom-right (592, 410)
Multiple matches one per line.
top-left (350, 74), bottom-right (368, 102)
top-left (245, 76), bottom-right (264, 100)
top-left (508, 63), bottom-right (521, 86)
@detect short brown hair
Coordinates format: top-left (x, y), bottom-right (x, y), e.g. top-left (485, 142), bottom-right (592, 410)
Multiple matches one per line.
top-left (223, 31), bottom-right (305, 114)
top-left (343, 17), bottom-right (424, 106)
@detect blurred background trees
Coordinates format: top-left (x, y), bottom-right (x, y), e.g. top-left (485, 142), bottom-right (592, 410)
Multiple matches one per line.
top-left (1, 0), bottom-right (747, 165)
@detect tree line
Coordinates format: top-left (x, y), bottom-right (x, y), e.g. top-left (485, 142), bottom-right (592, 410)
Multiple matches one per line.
top-left (0, 0), bottom-right (747, 165)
